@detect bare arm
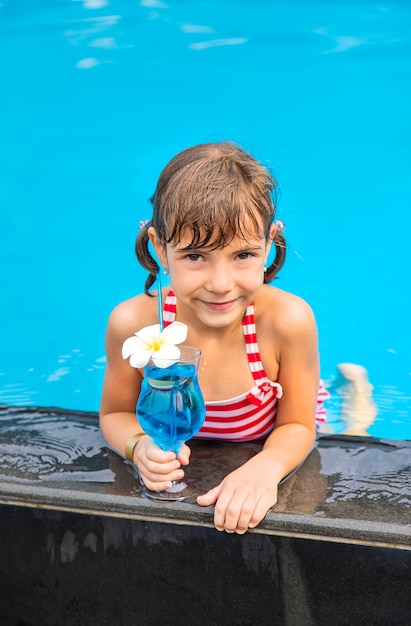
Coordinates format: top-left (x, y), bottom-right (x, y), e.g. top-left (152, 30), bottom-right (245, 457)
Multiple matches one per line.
top-left (99, 300), bottom-right (190, 489)
top-left (260, 295), bottom-right (319, 477)
top-left (99, 302), bottom-right (145, 454)
top-left (197, 294), bottom-right (319, 533)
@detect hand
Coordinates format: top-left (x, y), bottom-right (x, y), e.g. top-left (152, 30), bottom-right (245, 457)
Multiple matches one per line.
top-left (134, 437), bottom-right (191, 491)
top-left (197, 450), bottom-right (279, 534)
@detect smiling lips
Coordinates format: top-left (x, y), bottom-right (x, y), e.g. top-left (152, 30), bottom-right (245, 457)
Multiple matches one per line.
top-left (201, 299), bottom-right (238, 311)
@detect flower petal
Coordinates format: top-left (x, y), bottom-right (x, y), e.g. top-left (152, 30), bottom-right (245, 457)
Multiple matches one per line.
top-left (159, 321), bottom-right (188, 346)
top-left (135, 324), bottom-right (161, 346)
top-left (152, 344), bottom-right (181, 368)
top-left (122, 336), bottom-right (146, 359)
top-left (129, 348), bottom-right (153, 368)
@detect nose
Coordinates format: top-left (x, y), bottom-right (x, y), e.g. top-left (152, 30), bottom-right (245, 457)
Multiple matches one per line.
top-left (204, 263), bottom-right (234, 294)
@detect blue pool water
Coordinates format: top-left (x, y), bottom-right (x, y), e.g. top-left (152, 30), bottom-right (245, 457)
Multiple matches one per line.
top-left (0, 0), bottom-right (410, 439)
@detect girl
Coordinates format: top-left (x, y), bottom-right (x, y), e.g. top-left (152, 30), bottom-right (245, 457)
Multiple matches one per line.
top-left (100, 141), bottom-right (328, 534)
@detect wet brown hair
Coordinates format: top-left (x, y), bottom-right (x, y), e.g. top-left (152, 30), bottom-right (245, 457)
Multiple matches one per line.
top-left (136, 141), bottom-right (286, 294)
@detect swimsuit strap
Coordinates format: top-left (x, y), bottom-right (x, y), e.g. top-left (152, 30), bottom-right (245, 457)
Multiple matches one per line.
top-left (242, 304), bottom-right (268, 382)
top-left (163, 290), bottom-right (177, 327)
top-left (163, 290), bottom-right (268, 382)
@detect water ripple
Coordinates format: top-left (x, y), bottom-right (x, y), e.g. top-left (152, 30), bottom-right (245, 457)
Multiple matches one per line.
top-left (319, 443), bottom-right (411, 507)
top-left (0, 406), bottom-right (114, 483)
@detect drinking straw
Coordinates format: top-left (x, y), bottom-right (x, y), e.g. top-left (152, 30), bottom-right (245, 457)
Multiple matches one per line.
top-left (156, 272), bottom-right (164, 330)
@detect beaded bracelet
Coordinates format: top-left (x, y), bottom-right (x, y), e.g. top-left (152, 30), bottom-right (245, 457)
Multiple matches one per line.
top-left (125, 432), bottom-right (148, 463)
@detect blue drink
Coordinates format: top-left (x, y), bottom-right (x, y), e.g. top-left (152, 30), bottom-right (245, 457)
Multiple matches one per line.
top-left (137, 359), bottom-right (205, 455)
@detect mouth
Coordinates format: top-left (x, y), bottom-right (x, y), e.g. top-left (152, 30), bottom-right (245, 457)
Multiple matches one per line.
top-left (201, 299), bottom-right (238, 311)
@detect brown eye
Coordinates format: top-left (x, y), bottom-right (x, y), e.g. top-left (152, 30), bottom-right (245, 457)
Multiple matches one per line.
top-left (185, 254), bottom-right (202, 262)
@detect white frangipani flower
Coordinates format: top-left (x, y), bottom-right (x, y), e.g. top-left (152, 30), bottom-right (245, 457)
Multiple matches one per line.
top-left (122, 322), bottom-right (188, 369)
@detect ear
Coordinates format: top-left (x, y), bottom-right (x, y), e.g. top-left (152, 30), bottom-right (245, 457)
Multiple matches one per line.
top-left (147, 226), bottom-right (168, 270)
top-left (264, 223), bottom-right (277, 263)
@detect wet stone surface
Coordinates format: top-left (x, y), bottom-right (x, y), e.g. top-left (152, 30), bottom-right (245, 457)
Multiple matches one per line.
top-left (0, 404), bottom-right (410, 547)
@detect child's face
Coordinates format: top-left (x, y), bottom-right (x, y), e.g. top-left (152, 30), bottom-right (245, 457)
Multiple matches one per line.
top-left (150, 219), bottom-right (275, 329)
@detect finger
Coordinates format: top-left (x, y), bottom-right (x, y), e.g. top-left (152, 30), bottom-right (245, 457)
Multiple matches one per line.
top-left (248, 495), bottom-right (276, 529)
top-left (139, 467), bottom-right (185, 492)
top-left (139, 441), bottom-right (179, 473)
top-left (143, 457), bottom-right (183, 476)
top-left (197, 484), bottom-right (221, 507)
top-left (140, 475), bottom-right (173, 491)
top-left (220, 490), bottom-right (255, 534)
top-left (145, 444), bottom-right (177, 463)
top-left (212, 487), bottom-right (237, 532)
top-left (138, 446), bottom-right (182, 477)
top-left (235, 494), bottom-right (261, 534)
top-left (177, 443), bottom-right (191, 466)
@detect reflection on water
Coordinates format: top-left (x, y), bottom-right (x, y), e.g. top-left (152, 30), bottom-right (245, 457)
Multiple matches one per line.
top-left (320, 363), bottom-right (378, 436)
top-left (336, 363), bottom-right (377, 436)
top-left (0, 405), bottom-right (114, 483)
top-left (318, 439), bottom-right (411, 508)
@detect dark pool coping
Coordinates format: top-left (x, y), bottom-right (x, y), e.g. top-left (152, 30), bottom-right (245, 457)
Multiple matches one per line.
top-left (0, 406), bottom-right (410, 550)
top-left (0, 479), bottom-right (409, 550)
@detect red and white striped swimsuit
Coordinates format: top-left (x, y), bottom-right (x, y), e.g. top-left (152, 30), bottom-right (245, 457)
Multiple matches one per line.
top-left (163, 290), bottom-right (328, 442)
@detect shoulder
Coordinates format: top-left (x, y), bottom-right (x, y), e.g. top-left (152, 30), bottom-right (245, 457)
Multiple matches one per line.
top-left (255, 285), bottom-right (317, 339)
top-left (106, 292), bottom-right (160, 343)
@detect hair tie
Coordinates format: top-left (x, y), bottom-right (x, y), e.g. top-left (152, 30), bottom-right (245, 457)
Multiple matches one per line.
top-left (276, 219), bottom-right (285, 233)
top-left (139, 219), bottom-right (152, 231)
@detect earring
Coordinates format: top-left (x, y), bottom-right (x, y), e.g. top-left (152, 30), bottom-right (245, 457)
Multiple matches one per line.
top-left (263, 267), bottom-right (267, 272)
top-left (163, 268), bottom-right (169, 276)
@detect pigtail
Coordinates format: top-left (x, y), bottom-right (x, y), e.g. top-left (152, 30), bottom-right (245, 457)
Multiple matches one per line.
top-left (135, 226), bottom-right (159, 295)
top-left (264, 230), bottom-right (286, 283)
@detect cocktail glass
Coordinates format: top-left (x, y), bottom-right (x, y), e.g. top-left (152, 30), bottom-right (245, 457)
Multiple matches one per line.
top-left (136, 345), bottom-right (206, 501)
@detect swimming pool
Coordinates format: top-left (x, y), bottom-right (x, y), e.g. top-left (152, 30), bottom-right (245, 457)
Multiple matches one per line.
top-left (0, 0), bottom-right (410, 439)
